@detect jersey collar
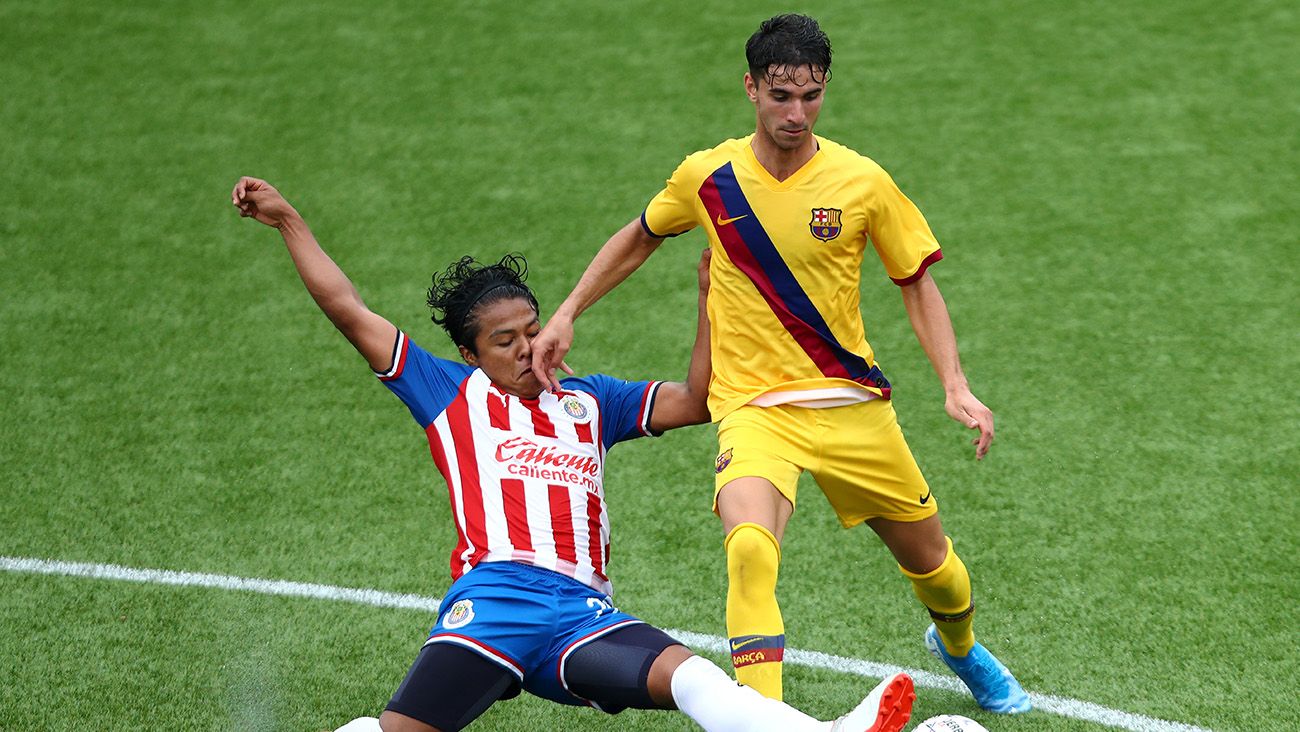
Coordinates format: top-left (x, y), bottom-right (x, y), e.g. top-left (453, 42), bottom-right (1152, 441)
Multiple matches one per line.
top-left (743, 133), bottom-right (825, 191)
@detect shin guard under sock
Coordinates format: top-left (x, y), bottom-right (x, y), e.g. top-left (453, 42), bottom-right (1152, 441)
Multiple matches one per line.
top-left (724, 521), bottom-right (785, 699)
top-left (901, 537), bottom-right (975, 656)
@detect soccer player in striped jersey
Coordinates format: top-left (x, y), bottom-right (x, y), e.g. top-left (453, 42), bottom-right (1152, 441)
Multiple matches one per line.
top-left (231, 176), bottom-right (916, 732)
top-left (530, 14), bottom-right (1031, 715)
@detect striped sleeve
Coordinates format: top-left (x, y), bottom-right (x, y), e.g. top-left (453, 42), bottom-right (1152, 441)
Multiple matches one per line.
top-left (373, 331), bottom-right (474, 427)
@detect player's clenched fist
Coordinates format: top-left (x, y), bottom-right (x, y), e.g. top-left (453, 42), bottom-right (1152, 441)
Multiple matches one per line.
top-left (231, 176), bottom-right (299, 229)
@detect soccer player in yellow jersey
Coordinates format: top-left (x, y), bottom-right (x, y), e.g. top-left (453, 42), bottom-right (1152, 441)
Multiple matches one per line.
top-left (531, 14), bottom-right (1030, 714)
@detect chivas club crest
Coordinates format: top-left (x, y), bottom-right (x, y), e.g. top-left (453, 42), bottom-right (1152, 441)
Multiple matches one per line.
top-left (715, 448), bottom-right (733, 474)
top-left (809, 208), bottom-right (842, 241)
top-left (561, 396), bottom-right (589, 420)
top-left (443, 599), bottom-right (475, 629)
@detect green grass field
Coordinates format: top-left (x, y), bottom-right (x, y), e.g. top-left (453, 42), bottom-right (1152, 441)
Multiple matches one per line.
top-left (2, 1), bottom-right (1296, 730)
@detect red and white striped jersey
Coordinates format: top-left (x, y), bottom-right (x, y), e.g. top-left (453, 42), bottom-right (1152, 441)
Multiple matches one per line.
top-left (376, 331), bottom-right (661, 595)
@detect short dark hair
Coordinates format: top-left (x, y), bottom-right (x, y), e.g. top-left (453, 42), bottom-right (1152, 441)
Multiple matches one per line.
top-left (745, 14), bottom-right (832, 85)
top-left (426, 253), bottom-right (539, 353)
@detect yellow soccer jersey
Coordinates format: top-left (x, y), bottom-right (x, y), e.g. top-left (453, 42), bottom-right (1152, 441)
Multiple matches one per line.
top-left (642, 135), bottom-right (942, 419)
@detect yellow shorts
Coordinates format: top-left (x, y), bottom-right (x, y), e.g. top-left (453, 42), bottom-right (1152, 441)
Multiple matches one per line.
top-left (713, 399), bottom-right (936, 526)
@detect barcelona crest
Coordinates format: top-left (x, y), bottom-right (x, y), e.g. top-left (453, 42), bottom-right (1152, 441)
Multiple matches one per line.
top-left (715, 448), bottom-right (733, 474)
top-left (809, 207), bottom-right (842, 241)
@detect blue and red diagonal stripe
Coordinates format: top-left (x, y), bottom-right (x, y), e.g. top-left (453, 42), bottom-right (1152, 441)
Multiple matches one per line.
top-left (698, 163), bottom-right (890, 395)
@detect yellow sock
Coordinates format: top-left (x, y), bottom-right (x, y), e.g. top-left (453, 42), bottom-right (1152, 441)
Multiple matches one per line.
top-left (901, 536), bottom-right (976, 657)
top-left (724, 522), bottom-right (785, 700)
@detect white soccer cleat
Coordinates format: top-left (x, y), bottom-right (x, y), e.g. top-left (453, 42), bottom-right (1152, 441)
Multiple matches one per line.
top-left (830, 672), bottom-right (916, 732)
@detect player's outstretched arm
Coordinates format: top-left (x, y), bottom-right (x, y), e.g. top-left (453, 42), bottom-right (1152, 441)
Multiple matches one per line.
top-left (231, 176), bottom-right (397, 372)
top-left (899, 271), bottom-right (995, 459)
top-left (530, 217), bottom-right (665, 391)
top-left (647, 248), bottom-right (712, 433)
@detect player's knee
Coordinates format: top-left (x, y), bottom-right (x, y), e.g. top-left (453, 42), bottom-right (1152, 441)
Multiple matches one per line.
top-left (725, 522), bottom-right (781, 581)
top-left (899, 535), bottom-right (959, 579)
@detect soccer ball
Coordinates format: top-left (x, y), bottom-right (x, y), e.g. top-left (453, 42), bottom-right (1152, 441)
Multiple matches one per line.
top-left (912, 716), bottom-right (989, 732)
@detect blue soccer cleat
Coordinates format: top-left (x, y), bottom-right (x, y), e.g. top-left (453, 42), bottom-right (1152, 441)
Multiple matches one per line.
top-left (925, 624), bottom-right (1032, 714)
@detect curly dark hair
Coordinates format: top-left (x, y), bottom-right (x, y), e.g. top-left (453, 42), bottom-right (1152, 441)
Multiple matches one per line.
top-left (745, 14), bottom-right (832, 85)
top-left (426, 253), bottom-right (539, 353)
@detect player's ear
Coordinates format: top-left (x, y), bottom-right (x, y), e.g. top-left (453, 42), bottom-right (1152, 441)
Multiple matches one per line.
top-left (459, 344), bottom-right (477, 365)
top-left (744, 72), bottom-right (759, 103)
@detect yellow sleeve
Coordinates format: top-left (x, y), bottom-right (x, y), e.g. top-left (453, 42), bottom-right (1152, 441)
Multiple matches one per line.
top-left (642, 156), bottom-right (702, 238)
top-left (863, 164), bottom-right (943, 285)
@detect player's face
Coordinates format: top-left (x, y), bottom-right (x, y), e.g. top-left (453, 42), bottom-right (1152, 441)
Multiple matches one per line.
top-left (460, 297), bottom-right (545, 399)
top-left (746, 64), bottom-right (826, 152)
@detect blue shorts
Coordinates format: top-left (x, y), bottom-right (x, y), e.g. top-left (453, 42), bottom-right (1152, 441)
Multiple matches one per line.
top-left (426, 561), bottom-right (647, 707)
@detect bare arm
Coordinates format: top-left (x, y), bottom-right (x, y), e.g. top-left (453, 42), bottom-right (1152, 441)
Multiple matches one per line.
top-left (647, 249), bottom-right (713, 432)
top-left (899, 271), bottom-right (995, 459)
top-left (231, 177), bottom-right (397, 372)
top-left (530, 217), bottom-right (665, 391)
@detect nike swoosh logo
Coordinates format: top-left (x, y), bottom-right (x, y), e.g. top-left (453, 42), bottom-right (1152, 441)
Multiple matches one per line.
top-left (716, 213), bottom-right (748, 226)
top-left (919, 491), bottom-right (932, 505)
top-left (730, 636), bottom-right (763, 651)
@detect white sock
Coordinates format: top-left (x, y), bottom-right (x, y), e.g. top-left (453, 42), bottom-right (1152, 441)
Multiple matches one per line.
top-left (670, 655), bottom-right (832, 731)
top-left (334, 717), bottom-right (381, 732)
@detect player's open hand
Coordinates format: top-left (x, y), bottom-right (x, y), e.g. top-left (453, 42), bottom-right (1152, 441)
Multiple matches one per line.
top-left (944, 389), bottom-right (994, 460)
top-left (231, 177), bottom-right (298, 229)
top-left (529, 319), bottom-right (575, 393)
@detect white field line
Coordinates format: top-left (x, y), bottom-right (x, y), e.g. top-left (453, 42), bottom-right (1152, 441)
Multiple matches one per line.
top-left (2, 556), bottom-right (1211, 732)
